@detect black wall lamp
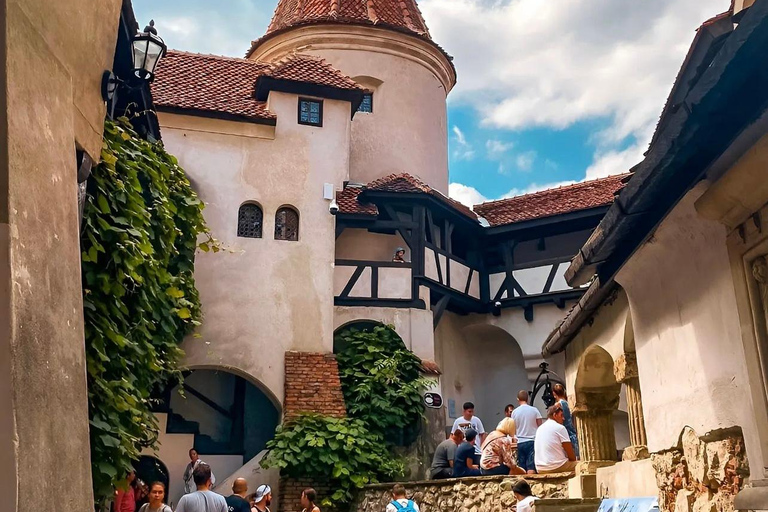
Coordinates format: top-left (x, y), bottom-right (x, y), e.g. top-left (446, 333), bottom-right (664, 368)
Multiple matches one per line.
top-left (102, 20), bottom-right (167, 106)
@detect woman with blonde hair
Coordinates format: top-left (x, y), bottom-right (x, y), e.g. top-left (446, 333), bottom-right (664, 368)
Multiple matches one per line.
top-left (480, 417), bottom-right (526, 476)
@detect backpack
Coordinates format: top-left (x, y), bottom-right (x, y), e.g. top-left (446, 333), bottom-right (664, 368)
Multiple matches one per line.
top-left (390, 500), bottom-right (416, 512)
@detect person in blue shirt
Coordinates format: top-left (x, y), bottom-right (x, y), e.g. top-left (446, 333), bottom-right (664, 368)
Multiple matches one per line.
top-left (453, 429), bottom-right (482, 477)
top-left (553, 384), bottom-right (579, 458)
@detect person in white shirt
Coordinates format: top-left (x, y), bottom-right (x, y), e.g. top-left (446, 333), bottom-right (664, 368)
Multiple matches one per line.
top-left (385, 484), bottom-right (419, 512)
top-left (451, 401), bottom-right (486, 449)
top-left (511, 390), bottom-right (542, 473)
top-left (513, 480), bottom-right (539, 512)
top-left (176, 463), bottom-right (228, 512)
top-left (534, 403), bottom-right (578, 474)
top-left (183, 449), bottom-right (216, 494)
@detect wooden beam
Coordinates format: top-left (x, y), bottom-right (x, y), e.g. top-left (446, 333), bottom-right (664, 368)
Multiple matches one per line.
top-left (433, 294), bottom-right (451, 330)
top-left (464, 269), bottom-right (474, 295)
top-left (340, 266), bottom-right (365, 298)
top-left (543, 263), bottom-right (560, 294)
top-left (524, 305), bottom-right (535, 323)
top-left (371, 266), bottom-right (379, 299)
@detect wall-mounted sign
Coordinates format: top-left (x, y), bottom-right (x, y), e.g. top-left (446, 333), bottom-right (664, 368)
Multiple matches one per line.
top-left (424, 392), bottom-right (443, 409)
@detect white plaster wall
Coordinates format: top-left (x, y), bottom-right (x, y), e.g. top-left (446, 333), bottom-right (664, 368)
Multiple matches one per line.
top-left (336, 229), bottom-right (409, 262)
top-left (333, 306), bottom-right (435, 361)
top-left (158, 90), bottom-right (352, 404)
top-left (378, 267), bottom-right (413, 299)
top-left (615, 185), bottom-right (758, 457)
top-left (250, 26), bottom-right (453, 193)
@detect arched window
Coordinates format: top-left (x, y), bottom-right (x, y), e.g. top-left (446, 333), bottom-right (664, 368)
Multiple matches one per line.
top-left (237, 203), bottom-right (263, 238)
top-left (275, 206), bottom-right (299, 241)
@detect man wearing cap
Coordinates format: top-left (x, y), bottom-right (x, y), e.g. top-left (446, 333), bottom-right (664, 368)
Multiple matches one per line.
top-left (252, 484), bottom-right (273, 512)
top-left (225, 478), bottom-right (251, 512)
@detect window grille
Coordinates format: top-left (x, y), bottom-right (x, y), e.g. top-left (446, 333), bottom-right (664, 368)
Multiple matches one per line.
top-left (275, 207), bottom-right (299, 241)
top-left (358, 93), bottom-right (373, 113)
top-left (298, 98), bottom-right (323, 127)
top-left (237, 203), bottom-right (263, 238)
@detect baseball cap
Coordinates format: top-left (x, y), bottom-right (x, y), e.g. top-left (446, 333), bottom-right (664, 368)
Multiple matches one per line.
top-left (254, 484), bottom-right (271, 503)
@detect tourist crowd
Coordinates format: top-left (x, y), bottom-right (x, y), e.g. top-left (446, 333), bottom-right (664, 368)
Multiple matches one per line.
top-left (430, 384), bottom-right (579, 479)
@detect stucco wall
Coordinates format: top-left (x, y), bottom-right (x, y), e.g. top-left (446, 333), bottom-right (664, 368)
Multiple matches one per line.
top-left (336, 229), bottom-right (409, 261)
top-left (250, 26), bottom-right (453, 193)
top-left (157, 91), bottom-right (352, 404)
top-left (614, 185), bottom-right (757, 458)
top-left (1, 0), bottom-right (120, 508)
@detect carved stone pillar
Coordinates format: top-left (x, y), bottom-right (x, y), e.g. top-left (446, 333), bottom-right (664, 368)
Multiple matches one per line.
top-left (573, 404), bottom-right (619, 474)
top-left (615, 353), bottom-right (649, 461)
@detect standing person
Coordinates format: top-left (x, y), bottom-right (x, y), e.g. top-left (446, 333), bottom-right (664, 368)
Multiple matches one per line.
top-left (504, 404), bottom-right (515, 418)
top-left (138, 482), bottom-right (172, 512)
top-left (480, 418), bottom-right (525, 476)
top-left (552, 384), bottom-right (579, 458)
top-left (451, 402), bottom-right (486, 449)
top-left (115, 471), bottom-right (137, 512)
top-left (176, 463), bottom-right (228, 512)
top-left (184, 449), bottom-right (216, 494)
top-left (385, 484), bottom-right (419, 512)
top-left (513, 480), bottom-right (539, 512)
top-left (225, 478), bottom-right (251, 512)
top-left (452, 429), bottom-right (482, 477)
top-left (301, 488), bottom-right (321, 512)
top-left (251, 484), bottom-right (272, 512)
top-left (430, 429), bottom-right (464, 479)
top-left (534, 404), bottom-right (577, 474)
top-left (511, 390), bottom-right (543, 474)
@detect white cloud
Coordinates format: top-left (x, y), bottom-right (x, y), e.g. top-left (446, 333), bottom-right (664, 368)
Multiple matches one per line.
top-left (516, 151), bottom-right (537, 172)
top-left (486, 139), bottom-right (513, 158)
top-left (449, 183), bottom-right (489, 207)
top-left (422, 0), bottom-right (727, 177)
top-left (451, 126), bottom-right (476, 161)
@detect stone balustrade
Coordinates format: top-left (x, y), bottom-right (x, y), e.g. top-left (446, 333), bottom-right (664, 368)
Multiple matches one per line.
top-left (352, 473), bottom-right (573, 512)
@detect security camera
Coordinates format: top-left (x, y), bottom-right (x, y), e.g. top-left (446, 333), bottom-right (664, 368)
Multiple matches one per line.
top-left (329, 199), bottom-right (339, 216)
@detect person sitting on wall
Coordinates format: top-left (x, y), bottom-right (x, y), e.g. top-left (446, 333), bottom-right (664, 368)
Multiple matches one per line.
top-left (430, 429), bottom-right (465, 479)
top-left (552, 384), bottom-right (579, 458)
top-left (385, 484), bottom-right (420, 512)
top-left (392, 247), bottom-right (408, 263)
top-left (513, 480), bottom-right (539, 512)
top-left (511, 391), bottom-right (543, 474)
top-left (480, 418), bottom-right (526, 476)
top-left (453, 429), bottom-right (482, 477)
top-left (534, 404), bottom-right (578, 474)
top-left (452, 401), bottom-right (486, 450)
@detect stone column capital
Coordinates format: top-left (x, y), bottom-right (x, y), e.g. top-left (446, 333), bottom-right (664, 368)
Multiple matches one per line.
top-left (614, 352), bottom-right (639, 383)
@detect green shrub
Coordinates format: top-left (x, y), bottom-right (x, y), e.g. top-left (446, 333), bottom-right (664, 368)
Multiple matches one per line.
top-left (82, 118), bottom-right (215, 503)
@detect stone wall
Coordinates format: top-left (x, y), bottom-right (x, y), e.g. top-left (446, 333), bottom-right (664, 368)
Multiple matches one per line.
top-left (284, 352), bottom-right (346, 421)
top-left (651, 427), bottom-right (748, 512)
top-left (352, 474), bottom-right (573, 512)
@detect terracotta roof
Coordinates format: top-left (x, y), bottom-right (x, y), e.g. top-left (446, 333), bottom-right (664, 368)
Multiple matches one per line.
top-left (263, 54), bottom-right (363, 91)
top-left (265, 0), bottom-right (431, 40)
top-left (152, 51), bottom-right (275, 122)
top-left (337, 185), bottom-right (378, 216)
top-left (152, 51), bottom-right (360, 122)
top-left (474, 174), bottom-right (630, 227)
top-left (419, 359), bottom-right (442, 376)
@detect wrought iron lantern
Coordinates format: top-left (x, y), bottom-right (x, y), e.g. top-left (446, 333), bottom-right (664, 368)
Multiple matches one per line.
top-left (131, 20), bottom-right (167, 81)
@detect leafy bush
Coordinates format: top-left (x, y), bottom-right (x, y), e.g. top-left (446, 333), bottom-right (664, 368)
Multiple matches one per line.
top-left (82, 119), bottom-right (214, 503)
top-left (262, 414), bottom-right (404, 506)
top-left (335, 324), bottom-right (432, 443)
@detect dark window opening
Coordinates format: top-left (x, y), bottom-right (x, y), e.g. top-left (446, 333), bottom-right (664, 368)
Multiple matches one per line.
top-left (298, 98), bottom-right (323, 127)
top-left (358, 93), bottom-right (373, 113)
top-left (275, 207), bottom-right (299, 241)
top-left (237, 203), bottom-right (263, 238)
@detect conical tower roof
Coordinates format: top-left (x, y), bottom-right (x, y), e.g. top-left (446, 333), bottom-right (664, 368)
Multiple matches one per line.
top-left (265, 0), bottom-right (431, 39)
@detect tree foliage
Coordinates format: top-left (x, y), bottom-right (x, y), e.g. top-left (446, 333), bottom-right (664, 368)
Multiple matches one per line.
top-left (335, 324), bottom-right (431, 443)
top-left (81, 118), bottom-right (214, 503)
top-left (262, 414), bottom-right (404, 505)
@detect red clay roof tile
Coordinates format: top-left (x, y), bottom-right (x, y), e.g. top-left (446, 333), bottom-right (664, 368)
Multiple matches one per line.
top-left (152, 51), bottom-right (360, 122)
top-left (474, 174), bottom-right (629, 227)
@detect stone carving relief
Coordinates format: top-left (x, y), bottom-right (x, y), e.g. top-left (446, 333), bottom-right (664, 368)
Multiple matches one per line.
top-left (651, 427), bottom-right (749, 512)
top-left (753, 256), bottom-right (768, 329)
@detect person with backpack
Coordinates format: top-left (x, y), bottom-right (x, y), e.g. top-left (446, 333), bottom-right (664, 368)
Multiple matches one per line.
top-left (138, 482), bottom-right (172, 512)
top-left (385, 484), bottom-right (419, 512)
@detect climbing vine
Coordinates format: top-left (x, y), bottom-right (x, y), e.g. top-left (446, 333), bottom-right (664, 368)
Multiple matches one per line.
top-left (82, 118), bottom-right (215, 504)
top-left (263, 325), bottom-right (432, 509)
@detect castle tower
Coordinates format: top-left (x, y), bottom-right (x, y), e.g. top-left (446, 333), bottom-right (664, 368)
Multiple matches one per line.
top-left (247, 0), bottom-right (456, 193)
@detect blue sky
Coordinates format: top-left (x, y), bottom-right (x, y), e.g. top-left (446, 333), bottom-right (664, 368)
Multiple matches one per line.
top-left (133, 0), bottom-right (728, 206)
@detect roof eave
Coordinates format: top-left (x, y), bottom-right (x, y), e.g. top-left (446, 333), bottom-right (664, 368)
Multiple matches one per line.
top-left (255, 76), bottom-right (365, 116)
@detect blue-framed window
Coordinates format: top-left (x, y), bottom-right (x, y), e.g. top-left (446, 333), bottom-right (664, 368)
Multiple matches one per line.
top-left (298, 98), bottom-right (323, 127)
top-left (358, 93), bottom-right (373, 113)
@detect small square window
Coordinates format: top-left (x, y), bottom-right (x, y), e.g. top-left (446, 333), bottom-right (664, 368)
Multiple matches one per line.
top-left (358, 93), bottom-right (373, 113)
top-left (298, 98), bottom-right (323, 127)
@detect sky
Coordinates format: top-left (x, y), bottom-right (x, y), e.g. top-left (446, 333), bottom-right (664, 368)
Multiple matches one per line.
top-left (133, 0), bottom-right (729, 207)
